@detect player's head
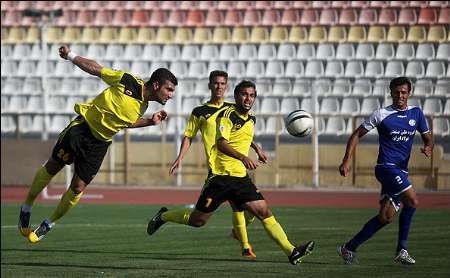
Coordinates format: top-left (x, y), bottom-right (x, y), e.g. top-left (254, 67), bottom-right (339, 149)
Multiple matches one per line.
top-left (389, 77), bottom-right (412, 110)
top-left (208, 70), bottom-right (228, 100)
top-left (146, 68), bottom-right (178, 105)
top-left (233, 80), bottom-right (257, 114)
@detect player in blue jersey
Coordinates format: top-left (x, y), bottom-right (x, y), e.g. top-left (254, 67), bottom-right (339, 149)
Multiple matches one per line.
top-left (337, 77), bottom-right (434, 265)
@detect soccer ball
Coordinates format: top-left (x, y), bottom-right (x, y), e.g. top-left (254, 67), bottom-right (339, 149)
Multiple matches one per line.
top-left (285, 110), bottom-right (313, 137)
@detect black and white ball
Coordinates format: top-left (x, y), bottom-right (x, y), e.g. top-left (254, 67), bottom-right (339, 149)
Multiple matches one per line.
top-left (285, 110), bottom-right (313, 137)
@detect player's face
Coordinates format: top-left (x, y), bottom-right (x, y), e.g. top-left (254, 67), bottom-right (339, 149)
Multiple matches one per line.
top-left (390, 84), bottom-right (410, 110)
top-left (235, 87), bottom-right (256, 113)
top-left (209, 76), bottom-right (228, 99)
top-left (154, 80), bottom-right (176, 105)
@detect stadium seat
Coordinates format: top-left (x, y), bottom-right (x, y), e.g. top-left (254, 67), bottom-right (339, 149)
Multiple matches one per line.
top-left (297, 44), bottom-right (316, 60)
top-left (344, 60), bottom-right (364, 77)
top-left (250, 27), bottom-right (270, 43)
top-left (169, 61), bottom-right (189, 79)
top-left (384, 60), bottom-right (405, 78)
top-left (418, 7), bottom-right (438, 24)
top-left (292, 78), bottom-right (312, 96)
top-left (407, 26), bottom-right (427, 42)
top-left (320, 8), bottom-right (339, 25)
top-left (300, 97), bottom-right (319, 113)
top-left (104, 44), bottom-right (124, 61)
top-left (426, 60), bottom-right (446, 78)
top-left (285, 60), bottom-right (305, 78)
top-left (341, 97), bottom-right (361, 114)
top-left (361, 97), bottom-right (381, 114)
top-left (304, 60), bottom-right (324, 78)
top-left (208, 61), bottom-right (227, 73)
top-left (405, 61), bottom-right (425, 78)
top-left (117, 27), bottom-right (138, 44)
top-left (386, 26), bottom-right (406, 42)
top-left (112, 61), bottom-right (131, 73)
top-left (416, 43), bottom-right (436, 60)
top-left (359, 7), bottom-right (378, 25)
top-left (246, 61), bottom-right (266, 79)
top-left (260, 97), bottom-right (280, 114)
top-left (219, 44), bottom-right (238, 61)
top-left (185, 10), bottom-right (205, 27)
top-left (365, 60), bottom-right (384, 78)
top-left (223, 9), bottom-right (242, 26)
top-left (277, 43), bottom-right (297, 60)
top-left (396, 43), bottom-right (415, 60)
top-left (123, 45), bottom-right (142, 61)
top-left (320, 97), bottom-right (340, 114)
top-left (335, 43), bottom-right (355, 60)
top-left (130, 61), bottom-right (150, 79)
top-left (258, 44), bottom-right (277, 60)
top-left (332, 78), bottom-right (352, 96)
top-left (188, 61), bottom-right (208, 78)
top-left (182, 97), bottom-right (201, 114)
top-left (5, 27), bottom-right (26, 43)
top-left (155, 27), bottom-right (174, 44)
top-left (328, 26), bottom-right (347, 43)
top-left (316, 44), bottom-right (335, 60)
top-left (273, 78), bottom-right (293, 96)
top-left (86, 44), bottom-right (106, 60)
top-left (339, 8), bottom-right (358, 25)
top-left (212, 27), bottom-right (231, 43)
top-left (300, 8), bottom-right (319, 26)
top-left (269, 26), bottom-right (289, 43)
top-left (173, 27), bottom-right (193, 44)
top-left (376, 43), bottom-right (395, 59)
top-left (413, 78), bottom-right (434, 96)
top-left (79, 27), bottom-right (100, 43)
top-left (242, 9), bottom-right (262, 26)
top-left (433, 118), bottom-right (450, 137)
top-left (181, 45), bottom-right (200, 61)
top-left (444, 99), bottom-right (450, 115)
top-left (378, 8), bottom-right (398, 24)
top-left (265, 116), bottom-right (285, 135)
top-left (161, 45), bottom-right (181, 61)
top-left (12, 44), bottom-right (31, 60)
top-left (280, 97), bottom-right (300, 114)
top-left (423, 98), bottom-right (443, 115)
top-left (227, 61), bottom-right (246, 79)
top-left (135, 27), bottom-right (156, 44)
top-left (313, 78), bottom-right (333, 96)
top-left (434, 79), bottom-right (450, 96)
top-left (308, 26), bottom-right (327, 43)
top-left (265, 60), bottom-right (285, 78)
top-left (198, 45), bottom-right (218, 61)
top-left (167, 10), bottom-right (186, 27)
top-left (8, 95), bottom-right (28, 111)
top-left (192, 27), bottom-right (213, 44)
top-left (427, 25), bottom-right (448, 42)
top-left (438, 7), bottom-right (450, 24)
top-left (347, 25), bottom-right (367, 42)
top-left (16, 61), bottom-right (36, 77)
top-left (255, 78), bottom-right (273, 96)
top-left (1, 61), bottom-right (18, 77)
top-left (193, 78), bottom-right (210, 96)
top-left (372, 78), bottom-right (390, 96)
top-left (367, 25), bottom-right (387, 42)
top-left (288, 26), bottom-right (307, 43)
top-left (398, 8), bottom-right (418, 25)
top-left (325, 117), bottom-right (346, 136)
top-left (262, 10), bottom-right (281, 26)
top-left (356, 43), bottom-right (375, 59)
top-left (280, 9), bottom-right (300, 25)
top-left (325, 60), bottom-right (345, 78)
top-left (238, 44), bottom-right (258, 61)
top-left (231, 27), bottom-right (250, 43)
top-left (22, 77), bottom-right (42, 94)
top-left (204, 9), bottom-right (224, 27)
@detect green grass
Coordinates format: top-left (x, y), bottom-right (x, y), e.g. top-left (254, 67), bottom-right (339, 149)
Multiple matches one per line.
top-left (2, 203), bottom-right (450, 278)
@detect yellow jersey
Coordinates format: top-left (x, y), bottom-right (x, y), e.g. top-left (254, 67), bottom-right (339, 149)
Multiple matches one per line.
top-left (212, 105), bottom-right (256, 177)
top-left (184, 102), bottom-right (233, 172)
top-left (74, 67), bottom-right (148, 142)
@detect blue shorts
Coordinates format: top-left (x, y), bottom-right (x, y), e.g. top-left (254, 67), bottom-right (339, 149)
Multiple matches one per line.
top-left (375, 165), bottom-right (412, 211)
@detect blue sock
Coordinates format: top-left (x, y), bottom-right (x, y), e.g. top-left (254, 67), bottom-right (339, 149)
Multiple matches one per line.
top-left (345, 216), bottom-right (386, 252)
top-left (397, 206), bottom-right (416, 252)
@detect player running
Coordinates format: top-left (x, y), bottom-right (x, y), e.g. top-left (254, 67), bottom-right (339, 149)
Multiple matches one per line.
top-left (148, 80), bottom-right (315, 265)
top-left (337, 77), bottom-right (433, 265)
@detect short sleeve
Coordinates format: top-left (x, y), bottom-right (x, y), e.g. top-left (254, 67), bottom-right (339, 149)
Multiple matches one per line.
top-left (361, 109), bottom-right (381, 131)
top-left (184, 114), bottom-right (200, 138)
top-left (100, 67), bottom-right (125, 86)
top-left (416, 108), bottom-right (430, 134)
top-left (217, 114), bottom-right (233, 141)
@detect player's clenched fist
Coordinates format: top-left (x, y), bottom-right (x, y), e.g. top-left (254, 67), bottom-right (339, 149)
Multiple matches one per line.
top-left (59, 45), bottom-right (70, 59)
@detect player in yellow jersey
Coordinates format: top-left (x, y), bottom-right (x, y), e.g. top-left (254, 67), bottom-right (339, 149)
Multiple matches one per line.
top-left (18, 45), bottom-right (178, 243)
top-left (166, 71), bottom-right (267, 258)
top-left (148, 80), bottom-right (315, 265)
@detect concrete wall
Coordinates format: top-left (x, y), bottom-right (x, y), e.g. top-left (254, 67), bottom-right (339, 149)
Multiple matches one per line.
top-left (2, 139), bottom-right (448, 190)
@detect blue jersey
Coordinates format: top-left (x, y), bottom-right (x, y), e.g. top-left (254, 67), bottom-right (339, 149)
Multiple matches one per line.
top-left (362, 105), bottom-right (430, 171)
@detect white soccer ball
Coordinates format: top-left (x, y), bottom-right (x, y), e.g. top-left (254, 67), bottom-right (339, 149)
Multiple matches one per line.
top-left (285, 110), bottom-right (313, 137)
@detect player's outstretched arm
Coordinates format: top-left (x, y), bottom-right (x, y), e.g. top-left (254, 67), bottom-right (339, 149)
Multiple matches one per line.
top-left (59, 45), bottom-right (103, 77)
top-left (339, 126), bottom-right (368, 177)
top-left (217, 138), bottom-right (258, 170)
top-left (251, 141), bottom-right (268, 164)
top-left (420, 132), bottom-right (434, 157)
top-left (169, 136), bottom-right (193, 175)
top-left (129, 110), bottom-right (168, 128)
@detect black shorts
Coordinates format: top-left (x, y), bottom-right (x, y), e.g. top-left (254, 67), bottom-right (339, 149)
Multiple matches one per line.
top-left (51, 117), bottom-right (110, 184)
top-left (195, 175), bottom-right (265, 213)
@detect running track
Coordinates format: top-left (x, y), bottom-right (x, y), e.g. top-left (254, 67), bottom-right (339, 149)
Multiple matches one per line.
top-left (2, 185), bottom-right (449, 208)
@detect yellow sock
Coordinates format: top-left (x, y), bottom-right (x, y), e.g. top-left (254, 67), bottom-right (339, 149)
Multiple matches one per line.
top-left (244, 210), bottom-right (256, 227)
top-left (49, 188), bottom-right (83, 223)
top-left (262, 216), bottom-right (295, 256)
top-left (25, 166), bottom-right (54, 206)
top-left (232, 211), bottom-right (251, 249)
top-left (161, 208), bottom-right (191, 225)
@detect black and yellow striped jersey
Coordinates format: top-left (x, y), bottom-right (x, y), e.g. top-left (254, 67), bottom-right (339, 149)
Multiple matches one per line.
top-left (74, 67), bottom-right (148, 142)
top-left (212, 105), bottom-right (256, 177)
top-left (184, 101), bottom-right (233, 172)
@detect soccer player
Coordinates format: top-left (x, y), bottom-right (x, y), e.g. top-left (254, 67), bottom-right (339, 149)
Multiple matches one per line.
top-left (18, 45), bottom-right (178, 243)
top-left (337, 77), bottom-right (433, 265)
top-left (148, 80), bottom-right (315, 265)
top-left (167, 71), bottom-right (268, 258)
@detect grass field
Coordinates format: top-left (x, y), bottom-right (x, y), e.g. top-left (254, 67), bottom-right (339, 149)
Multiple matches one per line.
top-left (2, 203), bottom-right (450, 278)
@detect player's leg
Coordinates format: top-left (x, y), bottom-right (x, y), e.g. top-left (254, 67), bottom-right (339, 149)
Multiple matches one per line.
top-left (229, 202), bottom-right (255, 258)
top-left (19, 157), bottom-right (65, 237)
top-left (244, 199), bottom-right (314, 265)
top-left (394, 186), bottom-right (418, 264)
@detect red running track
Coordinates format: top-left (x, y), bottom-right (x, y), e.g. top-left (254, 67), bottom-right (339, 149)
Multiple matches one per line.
top-left (2, 185), bottom-right (449, 208)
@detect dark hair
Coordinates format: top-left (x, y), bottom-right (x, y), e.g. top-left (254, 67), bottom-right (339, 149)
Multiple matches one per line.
top-left (234, 80), bottom-right (257, 98)
top-left (208, 70), bottom-right (228, 84)
top-left (146, 68), bottom-right (178, 87)
top-left (389, 76), bottom-right (411, 92)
